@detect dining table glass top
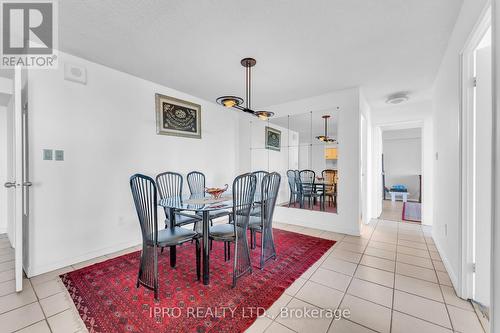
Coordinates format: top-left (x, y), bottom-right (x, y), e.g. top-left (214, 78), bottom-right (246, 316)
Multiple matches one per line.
top-left (158, 192), bottom-right (262, 212)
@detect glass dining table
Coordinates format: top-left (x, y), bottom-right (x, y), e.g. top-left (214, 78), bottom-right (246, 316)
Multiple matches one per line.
top-left (158, 194), bottom-right (234, 285)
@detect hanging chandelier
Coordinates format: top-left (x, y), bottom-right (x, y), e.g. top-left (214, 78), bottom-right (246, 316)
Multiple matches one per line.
top-left (216, 58), bottom-right (274, 121)
top-left (316, 115), bottom-right (337, 143)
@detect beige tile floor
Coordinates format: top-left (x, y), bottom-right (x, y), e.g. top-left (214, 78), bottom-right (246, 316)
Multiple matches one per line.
top-left (379, 200), bottom-right (407, 223)
top-left (0, 220), bottom-right (486, 333)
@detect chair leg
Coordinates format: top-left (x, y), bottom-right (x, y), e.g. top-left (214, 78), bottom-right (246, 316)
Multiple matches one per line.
top-left (250, 230), bottom-right (254, 249)
top-left (227, 242), bottom-right (231, 260)
top-left (195, 239), bottom-right (201, 280)
top-left (224, 241), bottom-right (227, 261)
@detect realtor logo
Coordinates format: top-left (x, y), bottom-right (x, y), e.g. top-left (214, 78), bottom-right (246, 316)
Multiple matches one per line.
top-left (0, 0), bottom-right (58, 68)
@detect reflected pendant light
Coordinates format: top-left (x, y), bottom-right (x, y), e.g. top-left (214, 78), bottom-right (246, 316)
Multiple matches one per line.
top-left (316, 115), bottom-right (337, 143)
top-left (216, 58), bottom-right (274, 120)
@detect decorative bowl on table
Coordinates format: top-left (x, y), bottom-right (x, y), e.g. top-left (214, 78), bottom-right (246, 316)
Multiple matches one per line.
top-left (205, 184), bottom-right (228, 199)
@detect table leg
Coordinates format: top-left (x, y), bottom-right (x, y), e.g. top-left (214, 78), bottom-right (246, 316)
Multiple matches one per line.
top-left (403, 193), bottom-right (408, 203)
top-left (168, 208), bottom-right (176, 268)
top-left (391, 193), bottom-right (396, 202)
top-left (202, 211), bottom-right (210, 285)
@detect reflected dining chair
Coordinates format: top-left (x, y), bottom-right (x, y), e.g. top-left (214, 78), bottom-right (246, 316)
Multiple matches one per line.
top-left (156, 172), bottom-right (201, 228)
top-left (322, 169), bottom-right (338, 207)
top-left (209, 173), bottom-right (256, 287)
top-left (129, 174), bottom-right (200, 300)
top-left (286, 170), bottom-right (300, 207)
top-left (293, 170), bottom-right (303, 207)
top-left (299, 169), bottom-right (324, 209)
top-left (249, 172), bottom-right (281, 268)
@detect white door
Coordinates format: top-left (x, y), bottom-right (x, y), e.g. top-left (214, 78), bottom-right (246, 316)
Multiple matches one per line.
top-left (4, 67), bottom-right (28, 292)
top-left (473, 45), bottom-right (492, 307)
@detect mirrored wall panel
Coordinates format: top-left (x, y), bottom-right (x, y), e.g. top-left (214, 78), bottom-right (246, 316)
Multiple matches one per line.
top-left (248, 108), bottom-right (339, 214)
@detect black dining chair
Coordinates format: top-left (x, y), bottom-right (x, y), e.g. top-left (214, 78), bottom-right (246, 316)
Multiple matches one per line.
top-left (250, 170), bottom-right (268, 216)
top-left (249, 172), bottom-right (280, 268)
top-left (209, 173), bottom-right (256, 287)
top-left (187, 171), bottom-right (233, 224)
top-left (286, 170), bottom-right (300, 207)
top-left (293, 170), bottom-right (303, 207)
top-left (156, 172), bottom-right (201, 228)
top-left (299, 169), bottom-right (323, 209)
top-left (129, 174), bottom-right (201, 300)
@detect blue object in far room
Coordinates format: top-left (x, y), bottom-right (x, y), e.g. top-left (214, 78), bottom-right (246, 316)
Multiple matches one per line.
top-left (390, 184), bottom-right (407, 192)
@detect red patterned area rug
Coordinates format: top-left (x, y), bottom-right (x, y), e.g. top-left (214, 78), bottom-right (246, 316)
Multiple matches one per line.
top-left (61, 229), bottom-right (334, 333)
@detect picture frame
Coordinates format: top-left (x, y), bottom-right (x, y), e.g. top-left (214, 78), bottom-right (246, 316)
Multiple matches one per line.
top-left (155, 93), bottom-right (202, 139)
top-left (265, 126), bottom-right (281, 151)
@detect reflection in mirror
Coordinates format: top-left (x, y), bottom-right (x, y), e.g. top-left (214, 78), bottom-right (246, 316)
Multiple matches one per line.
top-left (249, 108), bottom-right (339, 215)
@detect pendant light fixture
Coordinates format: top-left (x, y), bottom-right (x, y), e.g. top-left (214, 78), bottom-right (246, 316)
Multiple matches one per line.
top-left (216, 58), bottom-right (274, 120)
top-left (316, 115), bottom-right (337, 143)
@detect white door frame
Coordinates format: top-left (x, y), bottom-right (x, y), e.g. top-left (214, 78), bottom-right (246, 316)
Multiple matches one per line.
top-left (370, 120), bottom-right (425, 220)
top-left (458, 3), bottom-right (491, 300)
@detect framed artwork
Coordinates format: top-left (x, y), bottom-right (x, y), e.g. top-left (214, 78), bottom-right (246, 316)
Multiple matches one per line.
top-left (265, 126), bottom-right (281, 151)
top-left (155, 93), bottom-right (201, 139)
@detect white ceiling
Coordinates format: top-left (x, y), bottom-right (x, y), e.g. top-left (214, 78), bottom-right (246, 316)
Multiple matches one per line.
top-left (59, 0), bottom-right (462, 109)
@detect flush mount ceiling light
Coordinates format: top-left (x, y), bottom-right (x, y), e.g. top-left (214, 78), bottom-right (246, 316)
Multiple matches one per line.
top-left (386, 93), bottom-right (409, 105)
top-left (216, 58), bottom-right (274, 121)
top-left (316, 115), bottom-right (337, 143)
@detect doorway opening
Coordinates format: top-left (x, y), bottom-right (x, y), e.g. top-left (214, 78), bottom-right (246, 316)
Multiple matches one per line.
top-left (379, 127), bottom-right (423, 223)
top-left (459, 4), bottom-right (491, 329)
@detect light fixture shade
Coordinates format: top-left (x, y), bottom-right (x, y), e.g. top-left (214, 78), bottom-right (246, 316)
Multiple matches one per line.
top-left (254, 110), bottom-right (275, 121)
top-left (216, 96), bottom-right (244, 108)
top-left (316, 115), bottom-right (337, 143)
top-left (215, 58), bottom-right (274, 120)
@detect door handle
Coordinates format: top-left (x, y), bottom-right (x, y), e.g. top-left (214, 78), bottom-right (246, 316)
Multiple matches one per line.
top-left (4, 182), bottom-right (16, 188)
top-left (23, 182), bottom-right (33, 187)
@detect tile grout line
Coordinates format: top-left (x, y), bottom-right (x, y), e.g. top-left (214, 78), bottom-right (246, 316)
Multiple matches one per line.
top-left (388, 222), bottom-right (399, 333)
top-left (427, 234), bottom-right (458, 333)
top-left (325, 220), bottom-right (377, 332)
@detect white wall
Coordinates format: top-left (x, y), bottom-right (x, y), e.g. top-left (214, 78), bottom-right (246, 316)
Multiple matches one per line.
top-left (242, 88), bottom-right (362, 235)
top-left (360, 92), bottom-right (372, 225)
top-left (492, 0), bottom-right (499, 329)
top-left (370, 101), bottom-right (433, 224)
top-left (26, 51), bottom-right (239, 276)
top-left (0, 106), bottom-right (7, 234)
top-left (432, 0), bottom-right (489, 289)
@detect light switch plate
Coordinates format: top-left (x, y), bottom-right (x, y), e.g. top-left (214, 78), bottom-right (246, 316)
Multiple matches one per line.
top-left (54, 150), bottom-right (64, 161)
top-left (43, 149), bottom-right (53, 160)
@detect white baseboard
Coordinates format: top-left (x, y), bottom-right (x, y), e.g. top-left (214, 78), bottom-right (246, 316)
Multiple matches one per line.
top-left (273, 219), bottom-right (360, 236)
top-left (0, 227), bottom-right (6, 235)
top-left (433, 235), bottom-right (459, 291)
top-left (27, 237), bottom-right (142, 277)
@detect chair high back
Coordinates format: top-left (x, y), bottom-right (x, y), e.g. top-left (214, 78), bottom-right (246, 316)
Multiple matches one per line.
top-left (130, 174), bottom-right (158, 293)
top-left (299, 169), bottom-right (316, 195)
top-left (286, 170), bottom-right (296, 193)
top-left (156, 172), bottom-right (183, 199)
top-left (259, 172), bottom-right (281, 267)
top-left (232, 173), bottom-right (257, 285)
top-left (156, 172), bottom-right (183, 226)
top-left (294, 170), bottom-right (301, 193)
top-left (187, 171), bottom-right (205, 195)
top-left (252, 171), bottom-right (269, 196)
top-left (322, 169), bottom-right (338, 185)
